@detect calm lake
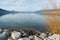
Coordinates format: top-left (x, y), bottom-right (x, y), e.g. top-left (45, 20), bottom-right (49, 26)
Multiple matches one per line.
top-left (0, 13), bottom-right (48, 32)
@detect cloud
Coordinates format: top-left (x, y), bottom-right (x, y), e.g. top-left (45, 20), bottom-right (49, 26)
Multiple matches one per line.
top-left (0, 0), bottom-right (60, 11)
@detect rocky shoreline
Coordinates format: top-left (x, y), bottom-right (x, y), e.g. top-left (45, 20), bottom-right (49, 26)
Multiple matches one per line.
top-left (0, 28), bottom-right (60, 40)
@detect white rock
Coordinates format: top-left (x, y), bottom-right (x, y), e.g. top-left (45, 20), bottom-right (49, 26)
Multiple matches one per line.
top-left (11, 31), bottom-right (21, 39)
top-left (34, 35), bottom-right (42, 40)
top-left (39, 33), bottom-right (46, 39)
top-left (4, 29), bottom-right (9, 32)
top-left (8, 38), bottom-right (12, 40)
top-left (1, 31), bottom-right (9, 37)
top-left (0, 29), bottom-right (3, 33)
top-left (48, 34), bottom-right (60, 40)
top-left (18, 38), bottom-right (30, 40)
top-left (29, 35), bottom-right (34, 39)
top-left (44, 38), bottom-right (50, 40)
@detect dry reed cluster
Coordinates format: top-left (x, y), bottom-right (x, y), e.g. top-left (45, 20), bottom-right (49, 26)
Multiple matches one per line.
top-left (44, 0), bottom-right (60, 34)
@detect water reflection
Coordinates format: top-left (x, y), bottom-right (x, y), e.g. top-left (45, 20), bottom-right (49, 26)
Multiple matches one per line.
top-left (0, 13), bottom-right (48, 32)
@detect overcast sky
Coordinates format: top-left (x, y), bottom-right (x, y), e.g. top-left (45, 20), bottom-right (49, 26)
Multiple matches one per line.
top-left (0, 0), bottom-right (60, 11)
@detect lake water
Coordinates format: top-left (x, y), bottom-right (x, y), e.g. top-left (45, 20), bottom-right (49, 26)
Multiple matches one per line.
top-left (0, 13), bottom-right (48, 32)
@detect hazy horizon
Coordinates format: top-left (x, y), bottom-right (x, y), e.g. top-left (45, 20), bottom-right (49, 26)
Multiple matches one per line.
top-left (0, 0), bottom-right (60, 11)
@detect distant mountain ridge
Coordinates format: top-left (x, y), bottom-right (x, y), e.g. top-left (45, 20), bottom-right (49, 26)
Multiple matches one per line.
top-left (0, 8), bottom-right (34, 16)
top-left (0, 8), bottom-right (10, 16)
top-left (0, 8), bottom-right (60, 16)
top-left (34, 9), bottom-right (60, 14)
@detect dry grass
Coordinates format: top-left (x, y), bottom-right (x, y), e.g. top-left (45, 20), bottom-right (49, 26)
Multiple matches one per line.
top-left (44, 0), bottom-right (60, 34)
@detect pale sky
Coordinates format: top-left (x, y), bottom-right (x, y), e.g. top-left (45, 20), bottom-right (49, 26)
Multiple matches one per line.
top-left (0, 0), bottom-right (60, 11)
